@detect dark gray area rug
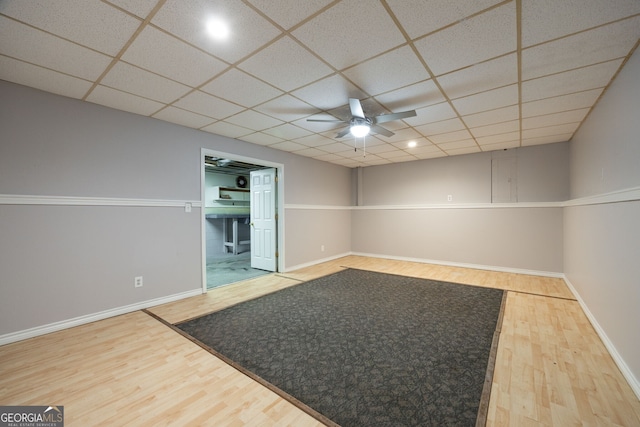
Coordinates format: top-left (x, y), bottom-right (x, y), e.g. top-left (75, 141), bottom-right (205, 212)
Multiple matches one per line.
top-left (176, 268), bottom-right (505, 426)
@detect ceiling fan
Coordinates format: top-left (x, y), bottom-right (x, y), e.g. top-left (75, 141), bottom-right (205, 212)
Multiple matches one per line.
top-left (307, 98), bottom-right (417, 138)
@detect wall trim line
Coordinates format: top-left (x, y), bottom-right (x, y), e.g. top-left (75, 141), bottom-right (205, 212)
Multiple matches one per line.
top-left (562, 275), bottom-right (640, 400)
top-left (0, 194), bottom-right (202, 208)
top-left (0, 288), bottom-right (203, 346)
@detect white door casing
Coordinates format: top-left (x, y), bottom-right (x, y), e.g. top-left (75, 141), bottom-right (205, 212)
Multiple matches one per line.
top-left (250, 168), bottom-right (277, 271)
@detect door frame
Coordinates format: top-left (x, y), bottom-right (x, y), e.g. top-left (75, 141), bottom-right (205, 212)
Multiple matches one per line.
top-left (200, 148), bottom-right (285, 293)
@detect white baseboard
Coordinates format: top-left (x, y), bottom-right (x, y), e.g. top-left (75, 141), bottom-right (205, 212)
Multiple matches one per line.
top-left (283, 252), bottom-right (352, 273)
top-left (562, 276), bottom-right (640, 400)
top-left (0, 288), bottom-right (203, 346)
top-left (351, 252), bottom-right (565, 278)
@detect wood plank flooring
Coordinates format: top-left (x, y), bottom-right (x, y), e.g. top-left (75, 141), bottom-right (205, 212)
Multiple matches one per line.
top-left (1, 255), bottom-right (639, 426)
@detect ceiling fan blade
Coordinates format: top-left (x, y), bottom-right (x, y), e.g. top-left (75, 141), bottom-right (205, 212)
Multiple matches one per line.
top-left (335, 127), bottom-right (352, 138)
top-left (348, 98), bottom-right (366, 118)
top-left (307, 119), bottom-right (346, 123)
top-left (373, 110), bottom-right (417, 124)
top-left (371, 124), bottom-right (394, 138)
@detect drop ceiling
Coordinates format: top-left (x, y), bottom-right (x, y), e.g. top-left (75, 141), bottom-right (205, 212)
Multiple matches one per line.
top-left (1, 0), bottom-right (638, 168)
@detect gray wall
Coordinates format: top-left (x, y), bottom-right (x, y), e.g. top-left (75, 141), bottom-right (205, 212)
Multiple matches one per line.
top-left (0, 81), bottom-right (352, 336)
top-left (564, 48), bottom-right (640, 388)
top-left (353, 143), bottom-right (569, 273)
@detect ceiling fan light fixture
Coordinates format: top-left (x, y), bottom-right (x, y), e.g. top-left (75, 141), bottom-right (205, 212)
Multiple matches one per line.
top-left (350, 124), bottom-right (370, 138)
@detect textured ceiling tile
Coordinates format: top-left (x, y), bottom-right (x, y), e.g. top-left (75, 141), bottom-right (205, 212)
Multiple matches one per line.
top-left (521, 89), bottom-right (602, 118)
top-left (442, 145), bottom-right (481, 156)
top-left (437, 54), bottom-right (518, 99)
top-left (522, 123), bottom-right (579, 139)
top-left (201, 121), bottom-right (253, 138)
top-left (241, 132), bottom-right (285, 146)
top-left (522, 134), bottom-right (573, 146)
top-left (522, 17), bottom-right (640, 80)
top-left (173, 90), bottom-right (244, 119)
top-left (415, 118), bottom-right (466, 137)
top-left (0, 16), bottom-right (112, 80)
top-left (254, 95), bottom-right (317, 122)
top-left (522, 0), bottom-right (640, 47)
top-left (101, 61), bottom-right (191, 103)
top-left (201, 68), bottom-right (282, 108)
top-left (292, 147), bottom-right (328, 158)
top-left (292, 1), bottom-right (405, 70)
top-left (0, 56), bottom-right (92, 99)
top-left (246, 0), bottom-right (333, 29)
top-left (430, 131), bottom-right (473, 144)
top-left (153, 106), bottom-right (215, 128)
top-left (386, 0), bottom-right (503, 40)
top-left (292, 134), bottom-right (336, 148)
top-left (522, 108), bottom-right (590, 130)
top-left (470, 120), bottom-right (520, 138)
top-left (225, 109), bottom-right (284, 131)
top-left (405, 102), bottom-right (457, 127)
top-left (292, 74), bottom-right (367, 110)
top-left (478, 140), bottom-right (520, 151)
top-left (522, 59), bottom-right (623, 102)
top-left (105, 0), bottom-right (158, 19)
top-left (374, 79), bottom-right (444, 112)
top-left (238, 36), bottom-right (333, 92)
top-left (1, 0), bottom-right (141, 55)
top-left (122, 26), bottom-right (227, 87)
top-left (86, 85), bottom-right (163, 116)
top-left (415, 2), bottom-right (516, 76)
top-left (263, 123), bottom-right (312, 140)
top-left (462, 105), bottom-right (520, 128)
top-left (476, 131), bottom-right (520, 145)
top-left (342, 46), bottom-right (430, 96)
top-left (451, 84), bottom-right (519, 116)
top-left (376, 128), bottom-right (422, 144)
top-left (152, 0), bottom-right (280, 63)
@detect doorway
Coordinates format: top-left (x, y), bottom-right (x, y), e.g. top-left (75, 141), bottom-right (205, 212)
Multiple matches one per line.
top-left (201, 149), bottom-right (283, 291)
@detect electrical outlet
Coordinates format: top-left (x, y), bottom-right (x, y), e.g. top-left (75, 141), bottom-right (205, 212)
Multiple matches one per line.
top-left (134, 276), bottom-right (143, 288)
top-left (185, 202), bottom-right (192, 213)
top-left (447, 195), bottom-right (453, 202)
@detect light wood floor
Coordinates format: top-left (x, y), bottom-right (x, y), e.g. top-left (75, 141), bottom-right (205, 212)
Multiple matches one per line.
top-left (1, 255), bottom-right (639, 426)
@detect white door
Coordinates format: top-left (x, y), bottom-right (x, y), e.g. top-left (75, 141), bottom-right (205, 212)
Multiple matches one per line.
top-left (250, 168), bottom-right (277, 271)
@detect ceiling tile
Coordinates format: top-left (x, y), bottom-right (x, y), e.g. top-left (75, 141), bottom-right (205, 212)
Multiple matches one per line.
top-left (173, 90), bottom-right (244, 119)
top-left (225, 109), bottom-right (284, 131)
top-left (522, 17), bottom-right (640, 80)
top-left (201, 68), bottom-right (282, 108)
top-left (430, 130), bottom-right (473, 144)
top-left (522, 89), bottom-right (602, 118)
top-left (414, 2), bottom-right (516, 76)
top-left (268, 141), bottom-right (309, 152)
top-left (292, 147), bottom-right (328, 158)
top-left (246, 0), bottom-right (333, 30)
top-left (152, 0), bottom-right (281, 63)
top-left (522, 123), bottom-right (579, 139)
top-left (437, 54), bottom-right (518, 99)
top-left (442, 145), bottom-right (481, 156)
top-left (101, 61), bottom-right (191, 103)
top-left (374, 79), bottom-right (445, 112)
top-left (462, 105), bottom-right (519, 128)
top-left (522, 59), bottom-right (623, 102)
top-left (0, 56), bottom-right (92, 99)
top-left (377, 128), bottom-right (423, 144)
top-left (386, 0), bottom-right (503, 40)
top-left (86, 85), bottom-right (163, 116)
top-left (319, 142), bottom-right (355, 154)
top-left (292, 1), bottom-right (406, 70)
top-left (414, 150), bottom-right (448, 160)
top-left (451, 84), bottom-right (518, 116)
top-left (238, 36), bottom-right (333, 92)
top-left (522, 0), bottom-right (640, 47)
top-left (105, 0), bottom-right (158, 19)
top-left (201, 121), bottom-right (253, 138)
top-left (240, 132), bottom-right (284, 146)
top-left (415, 118), bottom-right (466, 137)
top-left (122, 26), bottom-right (228, 87)
top-left (342, 46), bottom-right (430, 96)
top-left (263, 123), bottom-right (312, 140)
top-left (479, 140), bottom-right (520, 150)
top-left (0, 16), bottom-right (112, 80)
top-left (522, 134), bottom-right (573, 146)
top-left (153, 106), bottom-right (215, 128)
top-left (291, 74), bottom-right (367, 110)
top-left (476, 131), bottom-right (520, 145)
top-left (405, 102), bottom-right (457, 126)
top-left (292, 134), bottom-right (336, 148)
top-left (522, 108), bottom-right (590, 130)
top-left (1, 0), bottom-right (140, 55)
top-left (470, 120), bottom-right (520, 138)
top-left (254, 95), bottom-right (317, 122)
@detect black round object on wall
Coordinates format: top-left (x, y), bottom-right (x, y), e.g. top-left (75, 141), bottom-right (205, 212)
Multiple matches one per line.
top-left (236, 175), bottom-right (247, 188)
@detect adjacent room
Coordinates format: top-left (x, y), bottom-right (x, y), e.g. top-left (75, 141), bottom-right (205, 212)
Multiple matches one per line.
top-left (1, 0), bottom-right (639, 425)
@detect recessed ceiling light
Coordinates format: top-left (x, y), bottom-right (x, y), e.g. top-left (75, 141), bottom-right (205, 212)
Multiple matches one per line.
top-left (206, 17), bottom-right (229, 40)
top-left (408, 141), bottom-right (417, 148)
